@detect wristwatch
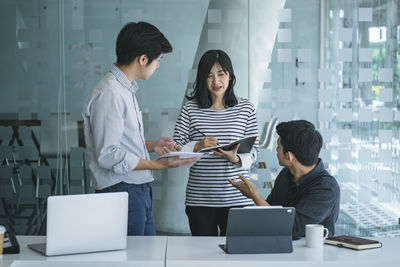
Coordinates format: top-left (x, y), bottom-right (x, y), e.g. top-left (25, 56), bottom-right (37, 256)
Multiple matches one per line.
top-left (233, 156), bottom-right (242, 166)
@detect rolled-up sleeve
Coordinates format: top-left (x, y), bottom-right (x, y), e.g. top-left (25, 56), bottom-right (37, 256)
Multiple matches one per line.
top-left (238, 103), bottom-right (259, 169)
top-left (89, 90), bottom-right (140, 174)
top-left (173, 105), bottom-right (191, 147)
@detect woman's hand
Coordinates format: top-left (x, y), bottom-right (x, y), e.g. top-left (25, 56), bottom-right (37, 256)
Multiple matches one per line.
top-left (153, 136), bottom-right (180, 155)
top-left (194, 136), bottom-right (219, 152)
top-left (213, 144), bottom-right (241, 164)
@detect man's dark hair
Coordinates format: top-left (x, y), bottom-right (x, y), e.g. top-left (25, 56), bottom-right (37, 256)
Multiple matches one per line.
top-left (187, 49), bottom-right (238, 108)
top-left (276, 120), bottom-right (323, 166)
top-left (116, 21), bottom-right (172, 66)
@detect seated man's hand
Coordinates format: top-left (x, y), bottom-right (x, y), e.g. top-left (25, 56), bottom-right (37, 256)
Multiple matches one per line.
top-left (228, 174), bottom-right (258, 199)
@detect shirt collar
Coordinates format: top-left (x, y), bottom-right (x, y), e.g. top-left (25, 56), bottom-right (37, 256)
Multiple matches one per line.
top-left (294, 158), bottom-right (324, 187)
top-left (110, 64), bottom-right (139, 94)
top-left (285, 158), bottom-right (324, 187)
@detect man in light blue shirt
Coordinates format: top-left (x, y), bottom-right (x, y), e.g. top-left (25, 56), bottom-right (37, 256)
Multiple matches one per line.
top-left (82, 22), bottom-right (196, 236)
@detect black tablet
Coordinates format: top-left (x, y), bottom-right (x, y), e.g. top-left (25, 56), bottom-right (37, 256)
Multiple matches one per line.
top-left (200, 135), bottom-right (257, 153)
top-left (220, 207), bottom-right (295, 254)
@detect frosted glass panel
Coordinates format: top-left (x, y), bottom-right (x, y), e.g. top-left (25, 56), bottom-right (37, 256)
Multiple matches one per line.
top-left (338, 48), bottom-right (352, 62)
top-left (208, 29), bottom-right (221, 43)
top-left (208, 9), bottom-right (222, 23)
top-left (358, 108), bottom-right (373, 122)
top-left (359, 48), bottom-right (373, 62)
top-left (379, 88), bottom-right (393, 102)
top-left (318, 68), bottom-right (332, 82)
top-left (338, 129), bottom-right (352, 143)
top-left (318, 108), bottom-right (333, 121)
top-left (298, 69), bottom-right (311, 83)
top-left (359, 68), bottom-right (373, 82)
top-left (378, 68), bottom-right (393, 82)
top-left (278, 49), bottom-right (291, 62)
top-left (359, 8), bottom-right (372, 22)
top-left (278, 8), bottom-right (291, 22)
top-left (338, 89), bottom-right (352, 102)
top-left (358, 148), bottom-right (371, 163)
top-left (337, 108), bottom-right (353, 122)
top-left (318, 89), bottom-right (334, 102)
top-left (278, 29), bottom-right (291, 43)
top-left (379, 130), bottom-right (392, 143)
top-left (298, 48), bottom-right (312, 62)
top-left (379, 108), bottom-right (392, 122)
top-left (338, 28), bottom-right (352, 41)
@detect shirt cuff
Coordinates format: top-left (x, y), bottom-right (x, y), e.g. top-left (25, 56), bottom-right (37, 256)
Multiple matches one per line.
top-left (181, 141), bottom-right (197, 152)
top-left (236, 153), bottom-right (253, 169)
top-left (112, 152), bottom-right (140, 174)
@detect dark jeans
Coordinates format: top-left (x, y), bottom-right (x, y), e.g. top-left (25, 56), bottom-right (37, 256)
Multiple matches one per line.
top-left (96, 182), bottom-right (155, 236)
top-left (185, 206), bottom-right (244, 236)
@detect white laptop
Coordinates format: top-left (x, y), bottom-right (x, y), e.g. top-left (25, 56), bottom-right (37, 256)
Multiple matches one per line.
top-left (28, 192), bottom-right (128, 256)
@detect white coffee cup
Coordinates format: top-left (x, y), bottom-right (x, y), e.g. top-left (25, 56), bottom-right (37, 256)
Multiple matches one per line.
top-left (305, 224), bottom-right (329, 248)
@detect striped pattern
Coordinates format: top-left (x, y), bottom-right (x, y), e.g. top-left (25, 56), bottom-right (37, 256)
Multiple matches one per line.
top-left (173, 98), bottom-right (259, 207)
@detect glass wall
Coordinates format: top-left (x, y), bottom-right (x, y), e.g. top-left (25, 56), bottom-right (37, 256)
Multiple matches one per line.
top-left (0, 0), bottom-right (399, 237)
top-left (321, 0), bottom-right (400, 237)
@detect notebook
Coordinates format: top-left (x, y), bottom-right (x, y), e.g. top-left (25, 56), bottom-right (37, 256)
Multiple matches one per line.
top-left (325, 235), bottom-right (382, 250)
top-left (219, 206), bottom-right (295, 254)
top-left (200, 135), bottom-right (258, 153)
top-left (2, 225), bottom-right (20, 254)
top-left (28, 192), bottom-right (128, 256)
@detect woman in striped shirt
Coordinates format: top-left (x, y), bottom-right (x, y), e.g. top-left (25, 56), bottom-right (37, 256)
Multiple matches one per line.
top-left (173, 50), bottom-right (259, 236)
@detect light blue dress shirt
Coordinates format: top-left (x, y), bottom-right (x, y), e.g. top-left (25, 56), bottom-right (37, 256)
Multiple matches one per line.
top-left (82, 64), bottom-right (154, 190)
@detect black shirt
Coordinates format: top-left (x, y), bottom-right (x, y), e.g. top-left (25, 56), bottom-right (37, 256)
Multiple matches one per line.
top-left (266, 159), bottom-right (340, 240)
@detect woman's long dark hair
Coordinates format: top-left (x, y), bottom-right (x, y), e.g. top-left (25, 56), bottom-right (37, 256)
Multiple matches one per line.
top-left (186, 49), bottom-right (237, 108)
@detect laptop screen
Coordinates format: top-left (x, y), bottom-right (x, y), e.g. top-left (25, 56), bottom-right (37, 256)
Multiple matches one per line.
top-left (42, 192), bottom-right (128, 256)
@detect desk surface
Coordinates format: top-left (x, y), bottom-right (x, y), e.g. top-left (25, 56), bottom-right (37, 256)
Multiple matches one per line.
top-left (166, 236), bottom-right (400, 267)
top-left (2, 236), bottom-right (400, 267)
top-left (1, 235), bottom-right (167, 267)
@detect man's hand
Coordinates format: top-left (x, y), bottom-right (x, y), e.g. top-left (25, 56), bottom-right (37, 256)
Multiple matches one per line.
top-left (135, 156), bottom-right (197, 170)
top-left (213, 144), bottom-right (240, 164)
top-left (155, 156), bottom-right (197, 169)
top-left (153, 136), bottom-right (180, 155)
top-left (228, 174), bottom-right (257, 198)
top-left (228, 174), bottom-right (269, 206)
top-left (193, 136), bottom-right (219, 152)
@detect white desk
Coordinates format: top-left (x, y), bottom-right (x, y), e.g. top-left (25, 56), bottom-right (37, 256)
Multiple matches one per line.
top-left (1, 235), bottom-right (167, 267)
top-left (2, 236), bottom-right (400, 267)
top-left (165, 236), bottom-right (400, 267)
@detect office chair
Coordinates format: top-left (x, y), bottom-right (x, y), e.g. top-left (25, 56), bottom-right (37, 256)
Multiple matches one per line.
top-left (39, 114), bottom-right (79, 195)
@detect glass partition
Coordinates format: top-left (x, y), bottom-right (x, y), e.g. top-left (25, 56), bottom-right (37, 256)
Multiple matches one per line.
top-left (322, 0), bottom-right (400, 237)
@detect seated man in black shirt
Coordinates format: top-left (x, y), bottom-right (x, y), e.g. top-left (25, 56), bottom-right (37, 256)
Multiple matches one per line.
top-left (229, 120), bottom-right (340, 240)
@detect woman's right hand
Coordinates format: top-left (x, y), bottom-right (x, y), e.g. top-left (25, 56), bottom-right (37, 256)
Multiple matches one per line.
top-left (194, 136), bottom-right (219, 152)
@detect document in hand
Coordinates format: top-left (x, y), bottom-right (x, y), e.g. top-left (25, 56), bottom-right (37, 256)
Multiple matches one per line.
top-left (157, 151), bottom-right (213, 167)
top-left (199, 135), bottom-right (258, 153)
top-left (325, 235), bottom-right (382, 250)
